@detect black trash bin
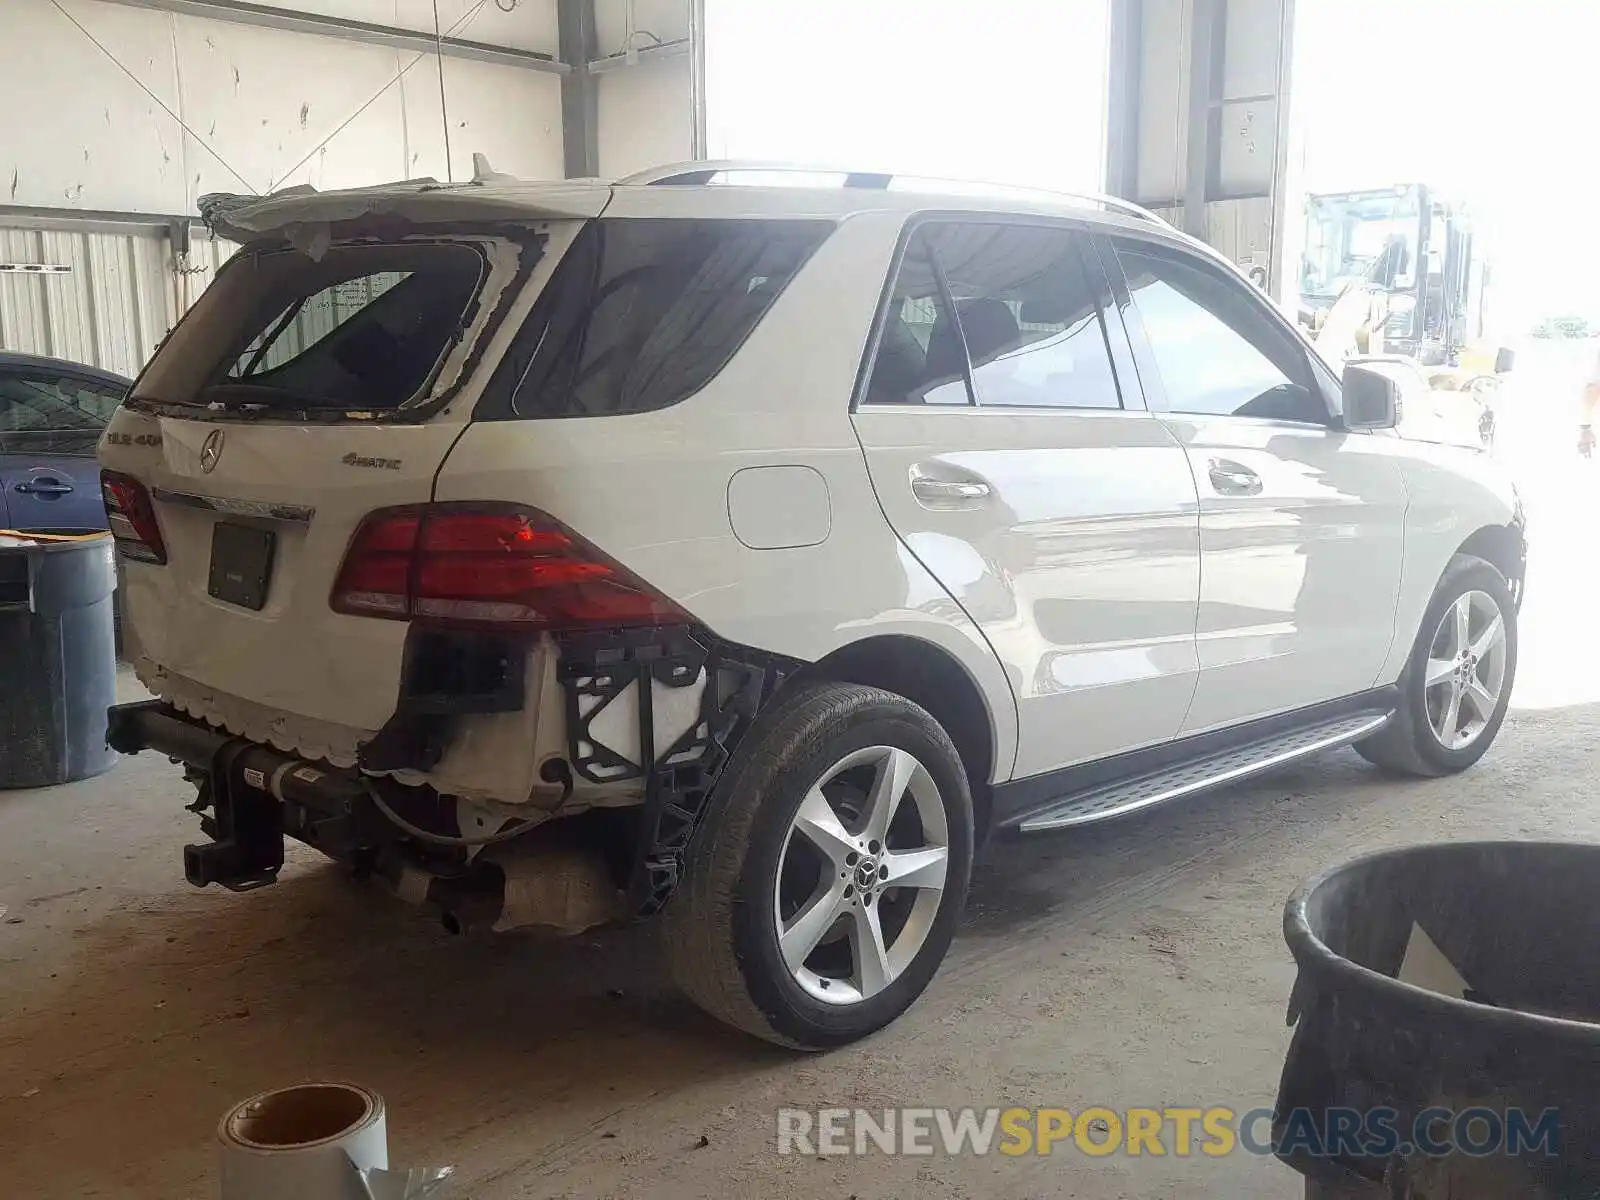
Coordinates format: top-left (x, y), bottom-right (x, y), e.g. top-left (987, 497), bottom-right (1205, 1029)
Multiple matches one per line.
top-left (0, 531), bottom-right (119, 788)
top-left (1276, 841), bottom-right (1600, 1198)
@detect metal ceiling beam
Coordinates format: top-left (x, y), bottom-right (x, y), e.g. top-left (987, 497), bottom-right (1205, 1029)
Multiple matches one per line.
top-left (587, 36), bottom-right (690, 74)
top-left (0, 203), bottom-right (200, 236)
top-left (557, 0), bottom-right (599, 178)
top-left (1182, 0), bottom-right (1222, 238)
top-left (689, 0), bottom-right (707, 159)
top-left (96, 0), bottom-right (568, 74)
top-left (1103, 0), bottom-right (1142, 199)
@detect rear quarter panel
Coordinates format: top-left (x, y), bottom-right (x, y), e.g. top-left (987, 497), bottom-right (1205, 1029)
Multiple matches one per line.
top-left (435, 210), bottom-right (1021, 782)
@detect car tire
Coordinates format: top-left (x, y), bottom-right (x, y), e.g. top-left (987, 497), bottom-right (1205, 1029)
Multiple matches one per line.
top-left (662, 680), bottom-right (974, 1050)
top-left (1355, 554), bottom-right (1517, 777)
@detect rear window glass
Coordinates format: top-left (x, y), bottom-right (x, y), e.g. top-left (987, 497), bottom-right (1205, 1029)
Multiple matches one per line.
top-left (132, 242), bottom-right (485, 413)
top-left (488, 218), bottom-right (831, 418)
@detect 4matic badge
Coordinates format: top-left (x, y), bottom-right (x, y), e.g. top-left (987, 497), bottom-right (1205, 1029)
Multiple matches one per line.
top-left (342, 452), bottom-right (402, 470)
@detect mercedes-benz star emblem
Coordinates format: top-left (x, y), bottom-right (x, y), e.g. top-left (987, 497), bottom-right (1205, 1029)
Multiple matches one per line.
top-left (199, 429), bottom-right (225, 474)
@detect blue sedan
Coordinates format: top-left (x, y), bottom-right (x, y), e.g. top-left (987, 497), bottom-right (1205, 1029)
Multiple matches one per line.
top-left (0, 352), bottom-right (130, 534)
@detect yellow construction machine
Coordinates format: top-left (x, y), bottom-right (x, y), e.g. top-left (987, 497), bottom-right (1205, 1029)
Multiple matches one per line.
top-left (1298, 184), bottom-right (1513, 446)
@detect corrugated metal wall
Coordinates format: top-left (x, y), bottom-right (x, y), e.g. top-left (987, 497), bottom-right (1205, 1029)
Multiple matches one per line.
top-left (0, 223), bottom-right (238, 378)
top-left (176, 233), bottom-right (242, 314)
top-left (245, 272), bottom-right (409, 373)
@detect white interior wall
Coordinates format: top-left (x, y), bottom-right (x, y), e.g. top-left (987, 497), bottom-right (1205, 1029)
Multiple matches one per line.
top-left (593, 0), bottom-right (694, 177)
top-left (597, 57), bottom-right (693, 178)
top-left (0, 0), bottom-right (569, 217)
top-left (0, 0), bottom-right (698, 366)
top-left (291, 0), bottom-right (559, 49)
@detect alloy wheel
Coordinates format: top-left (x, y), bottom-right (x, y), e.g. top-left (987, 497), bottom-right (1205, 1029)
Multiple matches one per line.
top-left (773, 745), bottom-right (950, 1005)
top-left (1424, 589), bottom-right (1509, 751)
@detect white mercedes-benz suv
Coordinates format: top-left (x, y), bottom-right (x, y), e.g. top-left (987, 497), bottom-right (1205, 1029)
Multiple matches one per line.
top-left (99, 162), bottom-right (1525, 1049)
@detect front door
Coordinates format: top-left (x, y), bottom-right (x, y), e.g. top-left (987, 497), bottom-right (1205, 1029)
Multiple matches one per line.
top-left (1108, 237), bottom-right (1408, 734)
top-left (0, 368), bottom-right (125, 532)
top-left (851, 219), bottom-right (1201, 780)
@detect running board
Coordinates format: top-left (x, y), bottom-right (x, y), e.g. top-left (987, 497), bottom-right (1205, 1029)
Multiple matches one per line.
top-left (1017, 710), bottom-right (1393, 833)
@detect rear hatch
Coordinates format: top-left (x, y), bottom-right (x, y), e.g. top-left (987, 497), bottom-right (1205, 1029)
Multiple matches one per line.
top-left (100, 183), bottom-right (603, 757)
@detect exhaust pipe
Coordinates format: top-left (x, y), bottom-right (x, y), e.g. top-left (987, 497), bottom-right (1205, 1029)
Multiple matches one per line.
top-left (376, 843), bottom-right (625, 936)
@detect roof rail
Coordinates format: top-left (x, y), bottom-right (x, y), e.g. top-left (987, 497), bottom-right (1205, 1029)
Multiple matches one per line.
top-left (616, 161), bottom-right (1173, 228)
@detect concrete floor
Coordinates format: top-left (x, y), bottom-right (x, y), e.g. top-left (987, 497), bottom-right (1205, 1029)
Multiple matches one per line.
top-left (4, 349), bottom-right (1598, 1198)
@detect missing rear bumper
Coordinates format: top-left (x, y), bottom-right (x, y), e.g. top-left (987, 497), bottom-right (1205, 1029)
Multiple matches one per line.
top-left (105, 699), bottom-right (627, 934)
top-left (109, 699), bottom-right (369, 891)
top-left (556, 627), bottom-right (802, 917)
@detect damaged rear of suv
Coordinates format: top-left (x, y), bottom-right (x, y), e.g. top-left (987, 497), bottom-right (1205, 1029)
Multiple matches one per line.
top-left (102, 165), bottom-right (998, 1049)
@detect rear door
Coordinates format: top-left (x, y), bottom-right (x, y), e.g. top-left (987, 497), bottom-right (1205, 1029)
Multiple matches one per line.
top-left (0, 368), bottom-right (124, 532)
top-left (850, 219), bottom-right (1201, 780)
top-left (100, 222), bottom-right (590, 740)
top-left (1107, 236), bottom-right (1408, 733)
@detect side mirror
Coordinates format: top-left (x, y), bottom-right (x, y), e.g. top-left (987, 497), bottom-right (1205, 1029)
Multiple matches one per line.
top-left (1343, 364), bottom-right (1401, 430)
top-left (1496, 347), bottom-right (1516, 374)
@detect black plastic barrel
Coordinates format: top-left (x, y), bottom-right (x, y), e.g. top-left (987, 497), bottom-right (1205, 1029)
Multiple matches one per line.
top-left (0, 532), bottom-right (119, 787)
top-left (1276, 842), bottom-right (1600, 1198)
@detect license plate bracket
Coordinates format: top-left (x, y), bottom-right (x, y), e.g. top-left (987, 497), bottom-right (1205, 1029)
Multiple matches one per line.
top-left (208, 522), bottom-right (275, 611)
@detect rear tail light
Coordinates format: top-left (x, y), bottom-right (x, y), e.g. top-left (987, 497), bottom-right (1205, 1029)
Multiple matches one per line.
top-left (100, 470), bottom-right (167, 564)
top-left (330, 504), bottom-right (690, 631)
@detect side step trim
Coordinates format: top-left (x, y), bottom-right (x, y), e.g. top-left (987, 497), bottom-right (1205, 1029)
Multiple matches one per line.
top-left (1017, 710), bottom-right (1392, 832)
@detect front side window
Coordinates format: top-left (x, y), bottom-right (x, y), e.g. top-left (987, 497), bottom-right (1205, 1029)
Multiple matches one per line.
top-left (498, 218), bottom-right (832, 418)
top-left (1118, 244), bottom-right (1325, 423)
top-left (865, 221), bottom-right (1122, 410)
top-left (132, 242), bottom-right (487, 413)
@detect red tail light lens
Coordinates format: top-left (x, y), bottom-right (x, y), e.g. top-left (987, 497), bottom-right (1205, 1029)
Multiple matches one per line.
top-left (330, 504), bottom-right (690, 631)
top-left (100, 470), bottom-right (167, 564)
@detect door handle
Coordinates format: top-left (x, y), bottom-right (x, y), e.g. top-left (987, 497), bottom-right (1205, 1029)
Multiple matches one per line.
top-left (1207, 459), bottom-right (1261, 496)
top-left (910, 473), bottom-right (992, 506)
top-left (15, 480), bottom-right (74, 496)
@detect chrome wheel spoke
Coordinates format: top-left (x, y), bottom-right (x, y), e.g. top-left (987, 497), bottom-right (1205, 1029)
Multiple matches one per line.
top-left (793, 786), bottom-right (857, 868)
top-left (863, 747), bottom-right (917, 844)
top-left (1463, 679), bottom-right (1498, 723)
top-left (1470, 613), bottom-right (1504, 660)
top-left (850, 903), bottom-right (892, 998)
top-left (1435, 688), bottom-right (1463, 744)
top-left (1424, 657), bottom-right (1456, 688)
top-left (1451, 594), bottom-right (1472, 657)
top-left (780, 880), bottom-right (848, 973)
top-left (880, 846), bottom-right (948, 892)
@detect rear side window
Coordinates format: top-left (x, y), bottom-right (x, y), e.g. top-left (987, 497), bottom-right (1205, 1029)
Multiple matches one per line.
top-left (132, 243), bottom-right (486, 413)
top-left (488, 218), bottom-right (831, 419)
top-left (865, 221), bottom-right (1123, 410)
